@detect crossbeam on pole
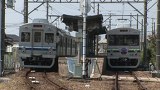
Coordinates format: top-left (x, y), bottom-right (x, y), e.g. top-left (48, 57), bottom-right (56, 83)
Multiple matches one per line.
top-left (28, 0), bottom-right (144, 3)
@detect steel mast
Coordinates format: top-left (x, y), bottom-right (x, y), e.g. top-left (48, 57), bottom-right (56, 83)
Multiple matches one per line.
top-left (81, 0), bottom-right (91, 79)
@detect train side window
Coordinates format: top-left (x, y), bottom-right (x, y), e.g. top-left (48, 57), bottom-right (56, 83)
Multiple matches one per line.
top-left (21, 32), bottom-right (30, 42)
top-left (34, 32), bottom-right (41, 42)
top-left (45, 33), bottom-right (54, 43)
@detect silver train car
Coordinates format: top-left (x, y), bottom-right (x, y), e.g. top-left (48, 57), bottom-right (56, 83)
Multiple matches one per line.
top-left (19, 19), bottom-right (77, 70)
top-left (106, 27), bottom-right (140, 69)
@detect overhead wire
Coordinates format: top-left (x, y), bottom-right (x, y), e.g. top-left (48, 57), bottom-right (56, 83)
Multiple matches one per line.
top-left (5, 3), bottom-right (33, 20)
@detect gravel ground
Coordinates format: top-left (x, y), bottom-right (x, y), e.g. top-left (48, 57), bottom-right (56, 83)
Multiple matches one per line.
top-left (0, 58), bottom-right (160, 90)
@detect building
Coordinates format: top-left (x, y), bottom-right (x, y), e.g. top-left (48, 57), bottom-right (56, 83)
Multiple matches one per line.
top-left (4, 34), bottom-right (19, 72)
top-left (98, 38), bottom-right (107, 55)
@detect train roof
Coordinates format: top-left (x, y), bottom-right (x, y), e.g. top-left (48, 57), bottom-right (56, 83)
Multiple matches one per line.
top-left (110, 27), bottom-right (139, 31)
top-left (107, 27), bottom-right (140, 34)
top-left (32, 19), bottom-right (49, 23)
top-left (20, 22), bottom-right (51, 27)
top-left (20, 19), bottom-right (51, 27)
top-left (20, 19), bottom-right (74, 37)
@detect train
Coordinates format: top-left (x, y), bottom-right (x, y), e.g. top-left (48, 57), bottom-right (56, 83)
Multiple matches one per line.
top-left (105, 27), bottom-right (141, 70)
top-left (19, 19), bottom-right (77, 71)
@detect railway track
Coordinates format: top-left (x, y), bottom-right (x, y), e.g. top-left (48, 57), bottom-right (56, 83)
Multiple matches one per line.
top-left (25, 69), bottom-right (37, 90)
top-left (112, 71), bottom-right (147, 90)
top-left (42, 71), bottom-right (68, 90)
top-left (113, 72), bottom-right (119, 90)
top-left (25, 69), bottom-right (68, 90)
top-left (131, 71), bottom-right (147, 90)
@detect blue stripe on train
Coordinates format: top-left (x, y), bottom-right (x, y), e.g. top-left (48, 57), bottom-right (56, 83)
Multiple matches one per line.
top-left (19, 47), bottom-right (56, 51)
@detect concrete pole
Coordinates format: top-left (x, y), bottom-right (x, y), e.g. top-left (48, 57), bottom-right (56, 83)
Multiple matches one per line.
top-left (24, 0), bottom-right (28, 23)
top-left (109, 13), bottom-right (112, 30)
top-left (0, 0), bottom-right (2, 76)
top-left (82, 0), bottom-right (87, 79)
top-left (95, 3), bottom-right (99, 56)
top-left (137, 14), bottom-right (138, 29)
top-left (143, 0), bottom-right (148, 69)
top-left (154, 22), bottom-right (155, 37)
top-left (130, 13), bottom-right (132, 27)
top-left (46, 1), bottom-right (49, 21)
top-left (156, 0), bottom-right (160, 70)
top-left (0, 0), bottom-right (5, 76)
top-left (152, 18), bottom-right (154, 36)
top-left (141, 19), bottom-right (143, 50)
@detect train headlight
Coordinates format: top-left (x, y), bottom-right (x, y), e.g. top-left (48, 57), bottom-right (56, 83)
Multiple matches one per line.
top-left (48, 47), bottom-right (53, 54)
top-left (22, 47), bottom-right (26, 53)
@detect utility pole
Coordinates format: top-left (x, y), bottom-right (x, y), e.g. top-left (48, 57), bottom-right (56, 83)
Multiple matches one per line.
top-left (81, 0), bottom-right (91, 79)
top-left (141, 19), bottom-right (143, 50)
top-left (154, 22), bottom-right (155, 37)
top-left (130, 13), bottom-right (132, 27)
top-left (95, 3), bottom-right (99, 56)
top-left (152, 18), bottom-right (155, 37)
top-left (109, 13), bottom-right (112, 30)
top-left (156, 0), bottom-right (160, 70)
top-left (152, 18), bottom-right (154, 36)
top-left (137, 14), bottom-right (138, 29)
top-left (82, 0), bottom-right (87, 79)
top-left (143, 0), bottom-right (148, 70)
top-left (46, 1), bottom-right (49, 21)
top-left (0, 0), bottom-right (5, 76)
top-left (24, 0), bottom-right (28, 23)
top-left (0, 0), bottom-right (2, 76)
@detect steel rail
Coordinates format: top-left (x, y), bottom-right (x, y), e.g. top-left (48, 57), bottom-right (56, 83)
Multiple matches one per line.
top-left (25, 69), bottom-right (36, 90)
top-left (43, 71), bottom-right (68, 90)
top-left (112, 72), bottom-right (119, 90)
top-left (131, 72), bottom-right (147, 90)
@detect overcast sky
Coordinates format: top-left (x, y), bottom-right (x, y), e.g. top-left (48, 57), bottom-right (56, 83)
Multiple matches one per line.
top-left (5, 0), bottom-right (157, 36)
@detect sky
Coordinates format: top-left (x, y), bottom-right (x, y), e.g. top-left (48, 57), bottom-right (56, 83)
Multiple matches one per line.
top-left (5, 0), bottom-right (157, 36)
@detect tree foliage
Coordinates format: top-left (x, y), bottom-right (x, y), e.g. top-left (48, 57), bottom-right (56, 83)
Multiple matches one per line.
top-left (148, 35), bottom-right (156, 65)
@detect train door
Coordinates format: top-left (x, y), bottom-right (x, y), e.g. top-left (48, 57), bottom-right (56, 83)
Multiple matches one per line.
top-left (31, 29), bottom-right (44, 54)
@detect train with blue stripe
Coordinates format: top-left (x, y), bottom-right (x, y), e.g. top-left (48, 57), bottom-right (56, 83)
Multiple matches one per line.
top-left (19, 19), bottom-right (77, 71)
top-left (106, 27), bottom-right (141, 69)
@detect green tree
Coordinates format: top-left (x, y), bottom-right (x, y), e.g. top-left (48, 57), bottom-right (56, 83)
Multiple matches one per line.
top-left (148, 35), bottom-right (156, 65)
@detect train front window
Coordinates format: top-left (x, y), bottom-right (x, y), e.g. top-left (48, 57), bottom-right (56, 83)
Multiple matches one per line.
top-left (21, 32), bottom-right (30, 42)
top-left (108, 35), bottom-right (139, 46)
top-left (45, 33), bottom-right (54, 43)
top-left (34, 32), bottom-right (41, 42)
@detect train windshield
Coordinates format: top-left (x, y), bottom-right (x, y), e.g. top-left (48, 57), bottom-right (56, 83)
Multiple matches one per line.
top-left (108, 35), bottom-right (139, 46)
top-left (34, 32), bottom-right (41, 42)
top-left (21, 32), bottom-right (30, 42)
top-left (45, 33), bottom-right (54, 43)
